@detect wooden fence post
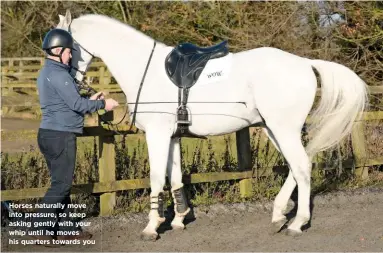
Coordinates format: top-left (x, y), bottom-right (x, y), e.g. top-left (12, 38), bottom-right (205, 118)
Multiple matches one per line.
top-left (19, 60), bottom-right (23, 74)
top-left (98, 111), bottom-right (116, 216)
top-left (104, 69), bottom-right (111, 85)
top-left (8, 59), bottom-right (14, 69)
top-left (351, 121), bottom-right (368, 180)
top-left (99, 67), bottom-right (105, 86)
top-left (236, 127), bottom-right (253, 198)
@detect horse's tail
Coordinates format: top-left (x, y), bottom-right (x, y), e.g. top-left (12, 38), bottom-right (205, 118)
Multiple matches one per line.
top-left (305, 59), bottom-right (368, 159)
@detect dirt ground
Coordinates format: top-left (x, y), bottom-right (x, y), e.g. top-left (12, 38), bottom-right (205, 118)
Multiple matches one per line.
top-left (1, 187), bottom-right (383, 252)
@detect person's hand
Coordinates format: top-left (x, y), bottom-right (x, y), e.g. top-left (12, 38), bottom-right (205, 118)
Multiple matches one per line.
top-left (104, 98), bottom-right (119, 111)
top-left (89, 91), bottom-right (105, 100)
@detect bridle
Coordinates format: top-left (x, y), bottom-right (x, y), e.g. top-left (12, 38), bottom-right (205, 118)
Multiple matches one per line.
top-left (69, 31), bottom-right (157, 135)
top-left (70, 41), bottom-right (98, 95)
top-left (70, 42), bottom-right (94, 77)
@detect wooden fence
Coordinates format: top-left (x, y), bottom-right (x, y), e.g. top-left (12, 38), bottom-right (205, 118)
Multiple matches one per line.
top-left (1, 57), bottom-right (121, 95)
top-left (1, 57), bottom-right (383, 217)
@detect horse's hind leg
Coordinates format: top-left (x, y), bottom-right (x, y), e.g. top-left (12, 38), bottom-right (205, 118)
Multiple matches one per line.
top-left (262, 127), bottom-right (297, 233)
top-left (141, 126), bottom-right (172, 241)
top-left (271, 171), bottom-right (296, 233)
top-left (166, 138), bottom-right (190, 230)
top-left (263, 125), bottom-right (312, 236)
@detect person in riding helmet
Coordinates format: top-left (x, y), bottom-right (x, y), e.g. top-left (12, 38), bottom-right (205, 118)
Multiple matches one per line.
top-left (28, 28), bottom-right (119, 247)
top-left (42, 28), bottom-right (76, 64)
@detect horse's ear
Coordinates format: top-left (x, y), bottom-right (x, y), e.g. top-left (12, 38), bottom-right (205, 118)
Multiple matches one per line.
top-left (64, 9), bottom-right (72, 26)
top-left (59, 14), bottom-right (65, 23)
top-left (56, 14), bottom-right (66, 28)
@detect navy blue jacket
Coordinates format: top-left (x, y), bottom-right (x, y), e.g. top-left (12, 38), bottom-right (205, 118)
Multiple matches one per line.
top-left (37, 59), bottom-right (105, 134)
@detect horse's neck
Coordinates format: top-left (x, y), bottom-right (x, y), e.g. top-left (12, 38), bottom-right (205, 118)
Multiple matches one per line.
top-left (80, 19), bottom-right (157, 104)
top-left (98, 41), bottom-right (155, 103)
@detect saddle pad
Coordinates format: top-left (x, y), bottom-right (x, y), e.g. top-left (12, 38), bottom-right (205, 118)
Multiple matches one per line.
top-left (193, 53), bottom-right (233, 86)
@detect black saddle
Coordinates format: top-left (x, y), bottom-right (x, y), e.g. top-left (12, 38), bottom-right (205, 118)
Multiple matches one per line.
top-left (165, 40), bottom-right (229, 89)
top-left (164, 40), bottom-right (229, 139)
top-left (176, 41), bottom-right (228, 58)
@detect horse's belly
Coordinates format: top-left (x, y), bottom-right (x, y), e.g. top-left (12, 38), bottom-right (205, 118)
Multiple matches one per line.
top-left (187, 104), bottom-right (262, 136)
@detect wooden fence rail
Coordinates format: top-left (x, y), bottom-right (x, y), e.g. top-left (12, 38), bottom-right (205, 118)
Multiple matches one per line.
top-left (1, 58), bottom-right (116, 95)
top-left (1, 110), bottom-right (383, 216)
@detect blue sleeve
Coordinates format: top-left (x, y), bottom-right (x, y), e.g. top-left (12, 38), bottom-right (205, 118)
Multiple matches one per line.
top-left (52, 73), bottom-right (105, 114)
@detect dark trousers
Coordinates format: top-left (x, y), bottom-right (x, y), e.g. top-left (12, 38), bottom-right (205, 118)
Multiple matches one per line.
top-left (32, 128), bottom-right (80, 236)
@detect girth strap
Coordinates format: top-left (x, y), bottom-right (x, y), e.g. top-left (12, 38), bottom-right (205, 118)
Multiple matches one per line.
top-left (178, 87), bottom-right (190, 107)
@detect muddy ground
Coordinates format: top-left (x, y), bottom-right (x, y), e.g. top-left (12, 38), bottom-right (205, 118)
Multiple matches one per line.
top-left (2, 187), bottom-right (383, 252)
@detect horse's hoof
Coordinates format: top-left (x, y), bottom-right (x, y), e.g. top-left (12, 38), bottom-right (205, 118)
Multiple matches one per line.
top-left (171, 223), bottom-right (185, 230)
top-left (271, 218), bottom-right (288, 234)
top-left (140, 232), bottom-right (158, 241)
top-left (285, 228), bottom-right (302, 237)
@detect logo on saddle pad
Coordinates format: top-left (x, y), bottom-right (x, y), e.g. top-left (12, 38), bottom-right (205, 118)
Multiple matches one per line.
top-left (194, 53), bottom-right (232, 86)
top-left (207, 71), bottom-right (222, 78)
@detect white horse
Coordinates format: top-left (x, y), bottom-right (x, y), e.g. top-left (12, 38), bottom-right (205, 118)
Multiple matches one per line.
top-left (56, 10), bottom-right (368, 240)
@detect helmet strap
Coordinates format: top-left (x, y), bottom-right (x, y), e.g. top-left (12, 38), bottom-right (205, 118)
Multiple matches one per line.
top-left (58, 48), bottom-right (65, 63)
top-left (46, 47), bottom-right (66, 63)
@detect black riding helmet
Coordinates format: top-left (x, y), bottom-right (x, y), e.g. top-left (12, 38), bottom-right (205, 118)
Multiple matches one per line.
top-left (42, 28), bottom-right (76, 63)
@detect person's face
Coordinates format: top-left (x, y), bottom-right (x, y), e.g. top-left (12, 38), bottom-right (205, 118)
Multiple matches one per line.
top-left (61, 48), bottom-right (72, 65)
top-left (51, 47), bottom-right (72, 65)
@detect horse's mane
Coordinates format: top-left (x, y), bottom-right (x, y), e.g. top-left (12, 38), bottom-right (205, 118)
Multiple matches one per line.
top-left (75, 14), bottom-right (152, 42)
top-left (77, 14), bottom-right (127, 29)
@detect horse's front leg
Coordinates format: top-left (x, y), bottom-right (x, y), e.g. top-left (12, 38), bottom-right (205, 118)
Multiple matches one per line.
top-left (141, 127), bottom-right (172, 241)
top-left (166, 138), bottom-right (190, 230)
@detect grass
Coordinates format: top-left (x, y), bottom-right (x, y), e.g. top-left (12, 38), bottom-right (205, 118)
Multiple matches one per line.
top-left (1, 129), bottom-right (37, 141)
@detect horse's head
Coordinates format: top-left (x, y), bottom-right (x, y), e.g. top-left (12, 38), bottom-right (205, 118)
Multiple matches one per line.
top-left (54, 9), bottom-right (161, 99)
top-left (56, 10), bottom-right (95, 82)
